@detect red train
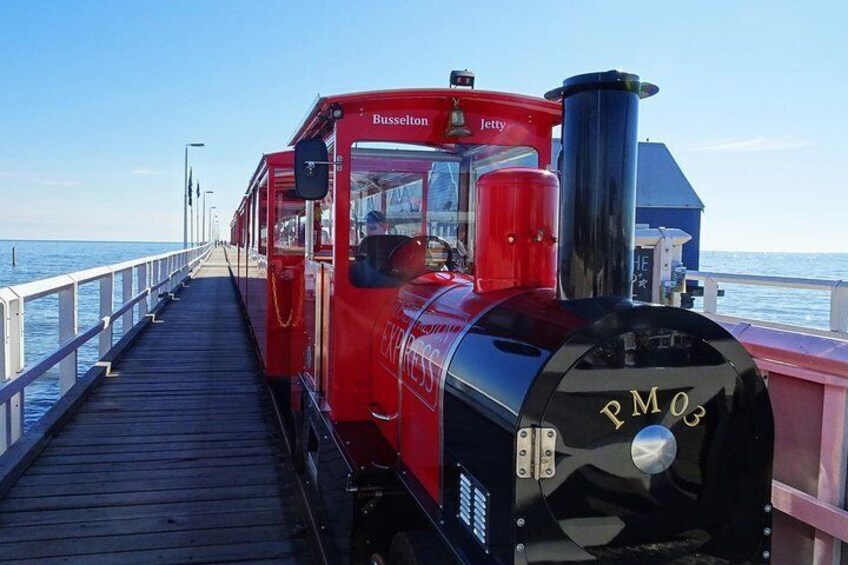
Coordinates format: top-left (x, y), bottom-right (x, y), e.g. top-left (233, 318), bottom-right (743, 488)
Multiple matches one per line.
top-left (230, 71), bottom-right (774, 564)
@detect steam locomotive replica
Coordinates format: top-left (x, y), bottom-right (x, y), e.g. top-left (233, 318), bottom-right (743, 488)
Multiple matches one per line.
top-left (229, 70), bottom-right (774, 564)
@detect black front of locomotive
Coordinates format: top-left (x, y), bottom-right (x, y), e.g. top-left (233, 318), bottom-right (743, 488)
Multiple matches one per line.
top-left (541, 302), bottom-right (775, 565)
top-left (440, 72), bottom-right (774, 564)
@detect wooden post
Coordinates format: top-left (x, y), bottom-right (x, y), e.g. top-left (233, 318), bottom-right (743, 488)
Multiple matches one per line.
top-left (1, 290), bottom-right (26, 449)
top-left (99, 272), bottom-right (114, 358)
top-left (58, 280), bottom-right (78, 395)
top-left (1, 296), bottom-right (10, 453)
top-left (121, 268), bottom-right (133, 336)
top-left (830, 282), bottom-right (848, 333)
top-left (813, 385), bottom-right (848, 563)
top-left (154, 259), bottom-right (162, 302)
top-left (704, 277), bottom-right (719, 314)
top-left (137, 262), bottom-right (149, 319)
top-left (11, 246), bottom-right (15, 267)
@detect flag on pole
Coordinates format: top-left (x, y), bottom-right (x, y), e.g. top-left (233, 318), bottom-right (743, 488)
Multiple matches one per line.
top-left (196, 179), bottom-right (200, 199)
top-left (187, 168), bottom-right (193, 205)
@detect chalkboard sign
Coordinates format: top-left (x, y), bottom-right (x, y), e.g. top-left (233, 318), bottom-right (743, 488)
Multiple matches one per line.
top-left (632, 247), bottom-right (654, 302)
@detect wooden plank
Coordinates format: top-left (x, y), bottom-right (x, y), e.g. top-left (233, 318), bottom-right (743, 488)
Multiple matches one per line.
top-left (75, 400), bottom-right (268, 413)
top-left (52, 422), bottom-right (271, 437)
top-left (49, 430), bottom-right (272, 448)
top-left (0, 484), bottom-right (288, 513)
top-left (94, 381), bottom-right (263, 390)
top-left (0, 508), bottom-right (286, 543)
top-left (19, 539), bottom-right (308, 564)
top-left (83, 391), bottom-right (266, 402)
top-left (14, 464), bottom-right (282, 488)
top-left (0, 496), bottom-right (286, 527)
top-left (5, 468), bottom-right (281, 499)
top-left (32, 445), bottom-right (276, 466)
top-left (61, 412), bottom-right (267, 426)
top-left (66, 410), bottom-right (268, 423)
top-left (0, 524), bottom-right (304, 561)
top-left (39, 438), bottom-right (273, 457)
top-left (24, 454), bottom-right (279, 475)
top-left (112, 363), bottom-right (260, 373)
top-left (103, 370), bottom-right (260, 380)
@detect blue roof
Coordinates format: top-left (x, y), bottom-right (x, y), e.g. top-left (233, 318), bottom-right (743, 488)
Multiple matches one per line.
top-left (636, 142), bottom-right (704, 210)
top-left (551, 141), bottom-right (704, 210)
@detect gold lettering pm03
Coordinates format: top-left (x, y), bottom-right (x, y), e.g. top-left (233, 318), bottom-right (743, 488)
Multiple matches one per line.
top-left (600, 387), bottom-right (706, 430)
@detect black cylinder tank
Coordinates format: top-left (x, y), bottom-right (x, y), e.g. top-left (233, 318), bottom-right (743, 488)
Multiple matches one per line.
top-left (546, 71), bottom-right (658, 301)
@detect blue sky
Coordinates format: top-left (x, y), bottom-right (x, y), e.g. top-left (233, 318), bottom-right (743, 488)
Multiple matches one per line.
top-left (0, 1), bottom-right (845, 251)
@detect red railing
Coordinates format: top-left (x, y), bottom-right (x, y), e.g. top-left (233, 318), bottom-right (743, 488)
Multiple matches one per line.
top-left (720, 320), bottom-right (848, 564)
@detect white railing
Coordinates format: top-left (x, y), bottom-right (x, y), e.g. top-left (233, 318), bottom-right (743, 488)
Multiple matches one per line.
top-left (0, 244), bottom-right (213, 454)
top-left (687, 271), bottom-right (848, 334)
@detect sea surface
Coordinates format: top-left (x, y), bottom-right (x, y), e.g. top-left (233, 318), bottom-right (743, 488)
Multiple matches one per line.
top-left (0, 241), bottom-right (846, 429)
top-left (694, 251), bottom-right (847, 330)
top-left (0, 240), bottom-right (182, 428)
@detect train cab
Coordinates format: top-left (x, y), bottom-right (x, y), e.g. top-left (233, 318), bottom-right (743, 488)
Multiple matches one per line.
top-left (289, 88), bottom-right (560, 418)
top-left (284, 88), bottom-right (564, 561)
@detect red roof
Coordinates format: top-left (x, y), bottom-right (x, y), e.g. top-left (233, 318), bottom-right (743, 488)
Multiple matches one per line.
top-left (288, 88), bottom-right (560, 145)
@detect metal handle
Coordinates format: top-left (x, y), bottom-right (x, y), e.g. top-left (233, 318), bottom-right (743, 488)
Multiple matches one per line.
top-left (369, 403), bottom-right (398, 422)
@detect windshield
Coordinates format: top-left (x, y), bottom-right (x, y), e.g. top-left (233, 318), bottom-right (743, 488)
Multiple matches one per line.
top-left (349, 142), bottom-right (538, 288)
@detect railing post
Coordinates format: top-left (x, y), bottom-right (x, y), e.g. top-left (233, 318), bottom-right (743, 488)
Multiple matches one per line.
top-left (138, 262), bottom-right (149, 319)
top-left (1, 294), bottom-right (11, 453)
top-left (154, 259), bottom-right (163, 304)
top-left (704, 277), bottom-right (719, 314)
top-left (120, 268), bottom-right (133, 334)
top-left (830, 281), bottom-right (848, 333)
top-left (99, 271), bottom-right (114, 358)
top-left (1, 291), bottom-right (25, 450)
top-left (813, 385), bottom-right (848, 562)
top-left (58, 280), bottom-right (78, 395)
top-left (167, 255), bottom-right (175, 293)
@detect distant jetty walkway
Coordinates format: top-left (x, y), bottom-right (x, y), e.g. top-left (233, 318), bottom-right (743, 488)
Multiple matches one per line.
top-left (0, 249), bottom-right (313, 563)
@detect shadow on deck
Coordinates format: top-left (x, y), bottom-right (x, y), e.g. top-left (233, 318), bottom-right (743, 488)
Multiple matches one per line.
top-left (0, 251), bottom-right (312, 563)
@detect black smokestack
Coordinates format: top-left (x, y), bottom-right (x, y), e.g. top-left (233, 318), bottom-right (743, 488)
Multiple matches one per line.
top-left (546, 70), bottom-right (657, 301)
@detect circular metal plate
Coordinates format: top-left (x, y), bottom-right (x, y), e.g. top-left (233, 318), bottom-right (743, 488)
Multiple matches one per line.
top-left (631, 425), bottom-right (677, 475)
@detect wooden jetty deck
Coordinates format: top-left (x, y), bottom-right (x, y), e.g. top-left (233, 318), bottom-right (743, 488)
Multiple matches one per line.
top-left (0, 250), bottom-right (313, 563)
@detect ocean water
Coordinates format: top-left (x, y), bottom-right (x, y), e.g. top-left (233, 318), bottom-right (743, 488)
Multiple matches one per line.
top-left (0, 240), bottom-right (182, 428)
top-left (696, 251), bottom-right (848, 330)
top-left (0, 241), bottom-right (845, 429)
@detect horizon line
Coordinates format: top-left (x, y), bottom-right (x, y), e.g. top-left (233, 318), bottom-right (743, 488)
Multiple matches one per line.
top-left (0, 238), bottom-right (184, 245)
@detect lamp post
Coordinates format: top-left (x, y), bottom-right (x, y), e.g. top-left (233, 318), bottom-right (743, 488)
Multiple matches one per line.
top-left (183, 143), bottom-right (205, 248)
top-left (202, 191), bottom-right (214, 243)
top-left (208, 206), bottom-right (217, 245)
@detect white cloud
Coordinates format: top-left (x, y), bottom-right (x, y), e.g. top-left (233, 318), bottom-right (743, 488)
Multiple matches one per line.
top-left (0, 171), bottom-right (43, 179)
top-left (130, 169), bottom-right (165, 176)
top-left (0, 172), bottom-right (76, 186)
top-left (685, 136), bottom-right (813, 152)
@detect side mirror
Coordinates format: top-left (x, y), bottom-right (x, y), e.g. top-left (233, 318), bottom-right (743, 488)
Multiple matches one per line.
top-left (294, 138), bottom-right (330, 200)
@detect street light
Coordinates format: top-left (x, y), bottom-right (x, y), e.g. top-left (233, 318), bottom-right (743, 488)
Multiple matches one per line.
top-left (183, 142), bottom-right (205, 248)
top-left (208, 206), bottom-right (217, 245)
top-left (202, 191), bottom-right (214, 243)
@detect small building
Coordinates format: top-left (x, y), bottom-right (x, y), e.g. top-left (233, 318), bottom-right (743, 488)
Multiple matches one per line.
top-left (634, 141), bottom-right (704, 273)
top-left (552, 140), bottom-right (704, 272)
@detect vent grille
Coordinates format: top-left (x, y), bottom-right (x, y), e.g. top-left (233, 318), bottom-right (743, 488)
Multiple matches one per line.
top-left (458, 469), bottom-right (488, 548)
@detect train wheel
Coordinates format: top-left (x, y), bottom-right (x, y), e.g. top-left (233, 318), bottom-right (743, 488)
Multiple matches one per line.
top-left (388, 530), bottom-right (454, 565)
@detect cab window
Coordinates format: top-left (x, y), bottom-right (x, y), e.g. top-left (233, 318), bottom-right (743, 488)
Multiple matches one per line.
top-left (348, 142), bottom-right (538, 288)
